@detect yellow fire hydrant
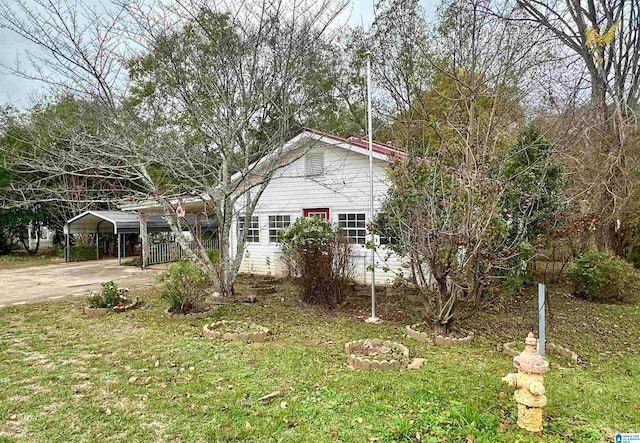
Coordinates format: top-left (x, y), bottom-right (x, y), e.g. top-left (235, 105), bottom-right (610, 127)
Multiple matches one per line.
top-left (502, 332), bottom-right (549, 433)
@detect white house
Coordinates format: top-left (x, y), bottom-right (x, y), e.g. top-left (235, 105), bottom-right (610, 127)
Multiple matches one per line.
top-left (112, 129), bottom-right (407, 283)
top-left (230, 129), bottom-right (406, 283)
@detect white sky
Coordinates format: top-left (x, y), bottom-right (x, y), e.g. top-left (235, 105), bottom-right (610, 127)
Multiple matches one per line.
top-left (0, 0), bottom-right (438, 109)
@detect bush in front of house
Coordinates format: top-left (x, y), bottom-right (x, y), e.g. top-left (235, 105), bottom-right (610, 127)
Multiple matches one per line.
top-left (159, 260), bottom-right (211, 313)
top-left (568, 250), bottom-right (640, 303)
top-left (88, 281), bottom-right (123, 308)
top-left (278, 217), bottom-right (354, 308)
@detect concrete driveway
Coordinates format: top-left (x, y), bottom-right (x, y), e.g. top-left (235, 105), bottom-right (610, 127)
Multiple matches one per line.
top-left (0, 259), bottom-right (168, 307)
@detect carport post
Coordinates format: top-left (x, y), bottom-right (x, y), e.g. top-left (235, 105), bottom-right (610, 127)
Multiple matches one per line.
top-left (65, 225), bottom-right (70, 263)
top-left (96, 232), bottom-right (99, 260)
top-left (139, 213), bottom-right (148, 269)
top-left (117, 233), bottom-right (121, 265)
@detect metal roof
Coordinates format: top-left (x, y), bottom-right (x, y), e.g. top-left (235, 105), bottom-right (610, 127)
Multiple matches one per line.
top-left (65, 211), bottom-right (215, 235)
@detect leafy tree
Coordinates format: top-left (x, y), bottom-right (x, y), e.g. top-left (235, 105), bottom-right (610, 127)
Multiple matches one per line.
top-left (500, 124), bottom-right (566, 244)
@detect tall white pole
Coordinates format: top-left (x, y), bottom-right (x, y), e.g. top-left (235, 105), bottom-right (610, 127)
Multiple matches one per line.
top-left (366, 52), bottom-right (379, 323)
top-left (538, 283), bottom-right (546, 356)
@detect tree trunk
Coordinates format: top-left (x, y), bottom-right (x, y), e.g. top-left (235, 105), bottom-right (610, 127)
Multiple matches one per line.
top-left (433, 320), bottom-right (450, 337)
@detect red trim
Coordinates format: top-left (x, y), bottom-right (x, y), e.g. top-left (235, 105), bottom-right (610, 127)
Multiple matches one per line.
top-left (303, 127), bottom-right (405, 159)
top-left (303, 208), bottom-right (330, 220)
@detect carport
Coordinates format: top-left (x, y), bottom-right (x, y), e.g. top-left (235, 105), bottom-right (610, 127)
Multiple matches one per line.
top-left (64, 210), bottom-right (217, 267)
top-left (64, 211), bottom-right (150, 265)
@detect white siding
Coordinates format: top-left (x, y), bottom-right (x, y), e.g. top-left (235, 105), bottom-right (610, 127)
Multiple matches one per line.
top-left (232, 141), bottom-right (406, 284)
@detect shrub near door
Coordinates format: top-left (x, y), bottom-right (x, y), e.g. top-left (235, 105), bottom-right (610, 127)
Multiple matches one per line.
top-left (278, 217), bottom-right (354, 308)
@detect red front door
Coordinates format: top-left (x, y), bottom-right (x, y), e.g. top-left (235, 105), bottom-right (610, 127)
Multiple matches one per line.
top-left (303, 208), bottom-right (330, 220)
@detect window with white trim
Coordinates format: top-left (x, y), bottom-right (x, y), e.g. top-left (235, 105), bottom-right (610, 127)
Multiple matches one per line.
top-left (268, 215), bottom-right (291, 242)
top-left (338, 213), bottom-right (367, 244)
top-left (238, 215), bottom-right (259, 243)
top-left (305, 150), bottom-right (324, 177)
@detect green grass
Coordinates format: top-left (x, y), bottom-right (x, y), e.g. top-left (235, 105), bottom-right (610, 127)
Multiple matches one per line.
top-left (0, 278), bottom-right (638, 442)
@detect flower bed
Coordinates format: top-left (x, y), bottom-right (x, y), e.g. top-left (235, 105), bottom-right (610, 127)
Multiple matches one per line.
top-left (202, 320), bottom-right (270, 343)
top-left (344, 339), bottom-right (410, 371)
top-left (406, 323), bottom-right (474, 346)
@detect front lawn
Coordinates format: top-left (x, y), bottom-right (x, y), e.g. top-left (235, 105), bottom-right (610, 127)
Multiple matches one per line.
top-left (0, 278), bottom-right (638, 442)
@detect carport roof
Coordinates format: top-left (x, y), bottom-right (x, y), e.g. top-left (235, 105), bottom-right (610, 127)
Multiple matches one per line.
top-left (66, 210), bottom-right (216, 235)
top-left (65, 211), bottom-right (144, 235)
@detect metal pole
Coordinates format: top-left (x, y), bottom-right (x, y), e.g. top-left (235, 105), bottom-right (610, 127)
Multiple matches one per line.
top-left (96, 232), bottom-right (99, 261)
top-left (117, 233), bottom-right (121, 266)
top-left (538, 283), bottom-right (546, 356)
top-left (365, 52), bottom-right (379, 323)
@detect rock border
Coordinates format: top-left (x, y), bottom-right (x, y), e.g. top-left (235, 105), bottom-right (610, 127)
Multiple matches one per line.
top-left (406, 324), bottom-right (474, 347)
top-left (113, 298), bottom-right (139, 313)
top-left (344, 339), bottom-right (410, 371)
top-left (202, 320), bottom-right (270, 343)
top-left (164, 307), bottom-right (217, 320)
top-left (502, 341), bottom-right (578, 364)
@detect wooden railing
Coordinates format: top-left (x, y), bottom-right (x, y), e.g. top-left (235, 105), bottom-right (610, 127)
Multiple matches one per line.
top-left (147, 238), bottom-right (218, 265)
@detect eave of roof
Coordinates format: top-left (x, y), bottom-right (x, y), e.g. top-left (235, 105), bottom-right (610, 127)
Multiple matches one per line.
top-left (302, 128), bottom-right (405, 159)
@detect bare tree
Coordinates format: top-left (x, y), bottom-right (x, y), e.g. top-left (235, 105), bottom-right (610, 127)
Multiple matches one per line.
top-left (507, 0), bottom-right (640, 253)
top-left (0, 0), bottom-right (347, 297)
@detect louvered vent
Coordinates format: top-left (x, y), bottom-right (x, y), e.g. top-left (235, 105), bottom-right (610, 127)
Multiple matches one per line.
top-left (305, 150), bottom-right (324, 177)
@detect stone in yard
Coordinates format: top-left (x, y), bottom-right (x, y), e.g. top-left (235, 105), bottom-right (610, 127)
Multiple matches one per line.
top-left (408, 358), bottom-right (426, 369)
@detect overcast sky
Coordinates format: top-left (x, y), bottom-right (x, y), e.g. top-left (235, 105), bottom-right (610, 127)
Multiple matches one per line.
top-left (0, 0), bottom-right (437, 109)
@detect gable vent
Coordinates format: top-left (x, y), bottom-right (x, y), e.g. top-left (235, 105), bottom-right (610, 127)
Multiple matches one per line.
top-left (305, 150), bottom-right (324, 177)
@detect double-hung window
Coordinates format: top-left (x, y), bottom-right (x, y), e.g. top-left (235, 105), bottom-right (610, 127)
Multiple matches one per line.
top-left (238, 215), bottom-right (260, 243)
top-left (268, 215), bottom-right (291, 243)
